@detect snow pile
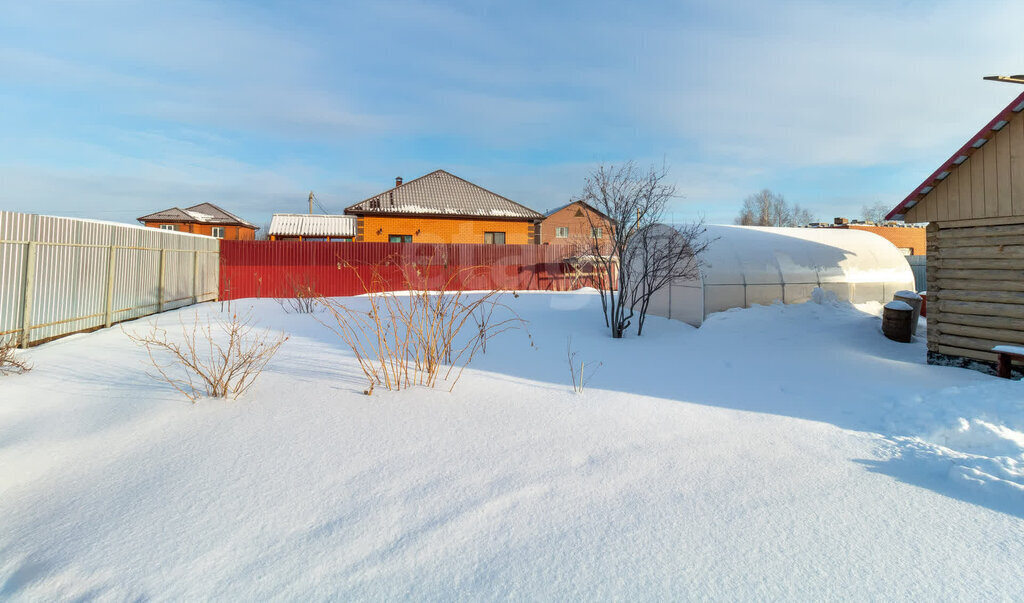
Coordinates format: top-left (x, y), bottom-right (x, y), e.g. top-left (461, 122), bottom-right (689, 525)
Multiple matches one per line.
top-left (879, 381), bottom-right (1024, 507)
top-left (1, 292), bottom-right (1023, 599)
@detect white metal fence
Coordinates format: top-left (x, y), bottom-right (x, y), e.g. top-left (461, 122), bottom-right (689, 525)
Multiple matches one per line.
top-left (1, 211), bottom-right (219, 347)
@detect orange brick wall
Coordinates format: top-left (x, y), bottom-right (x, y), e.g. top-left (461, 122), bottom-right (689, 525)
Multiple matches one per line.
top-left (848, 225), bottom-right (926, 255)
top-left (144, 222), bottom-right (256, 240)
top-left (356, 216), bottom-right (533, 244)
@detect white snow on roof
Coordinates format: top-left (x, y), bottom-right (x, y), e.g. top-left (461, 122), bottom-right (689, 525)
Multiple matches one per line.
top-left (184, 211), bottom-right (215, 222)
top-left (269, 214), bottom-right (357, 237)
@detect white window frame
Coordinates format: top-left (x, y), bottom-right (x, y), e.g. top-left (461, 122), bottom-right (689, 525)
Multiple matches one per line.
top-left (555, 226), bottom-right (569, 238)
top-left (211, 226), bottom-right (225, 238)
top-left (592, 227), bottom-right (603, 239)
top-left (159, 224), bottom-right (177, 231)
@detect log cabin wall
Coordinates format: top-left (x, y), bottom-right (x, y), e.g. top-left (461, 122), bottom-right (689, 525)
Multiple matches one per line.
top-left (926, 219), bottom-right (1024, 377)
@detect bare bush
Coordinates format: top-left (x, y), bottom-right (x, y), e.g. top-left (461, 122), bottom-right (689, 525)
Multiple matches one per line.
top-left (317, 257), bottom-right (528, 393)
top-left (566, 336), bottom-right (601, 393)
top-left (125, 312), bottom-right (288, 402)
top-left (276, 273), bottom-right (319, 314)
top-left (0, 338), bottom-right (31, 376)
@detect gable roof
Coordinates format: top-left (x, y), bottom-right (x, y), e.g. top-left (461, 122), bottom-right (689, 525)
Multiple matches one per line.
top-left (138, 203), bottom-right (258, 229)
top-left (543, 199), bottom-right (613, 222)
top-left (345, 170), bottom-right (543, 220)
top-left (268, 214), bottom-right (357, 237)
top-left (887, 90), bottom-right (1024, 220)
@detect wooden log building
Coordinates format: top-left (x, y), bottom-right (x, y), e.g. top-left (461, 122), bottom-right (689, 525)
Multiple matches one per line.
top-left (887, 89), bottom-right (1024, 377)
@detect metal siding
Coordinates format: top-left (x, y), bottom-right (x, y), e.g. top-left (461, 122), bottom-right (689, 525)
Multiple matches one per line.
top-left (218, 241), bottom-right (597, 299)
top-left (0, 211), bottom-right (220, 346)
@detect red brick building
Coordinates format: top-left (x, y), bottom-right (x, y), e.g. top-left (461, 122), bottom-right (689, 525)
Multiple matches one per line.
top-left (540, 200), bottom-right (615, 254)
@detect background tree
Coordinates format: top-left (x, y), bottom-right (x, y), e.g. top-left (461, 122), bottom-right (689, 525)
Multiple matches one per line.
top-left (861, 202), bottom-right (890, 224)
top-left (580, 162), bottom-right (710, 338)
top-left (735, 189), bottom-right (814, 227)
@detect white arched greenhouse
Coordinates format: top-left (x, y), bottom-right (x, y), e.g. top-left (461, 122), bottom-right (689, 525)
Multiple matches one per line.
top-left (645, 224), bottom-right (916, 327)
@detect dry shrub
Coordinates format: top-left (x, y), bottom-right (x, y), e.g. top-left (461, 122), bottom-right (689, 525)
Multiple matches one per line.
top-left (276, 273), bottom-right (319, 314)
top-left (317, 257), bottom-right (528, 393)
top-left (566, 335), bottom-right (601, 394)
top-left (0, 337), bottom-right (31, 376)
top-left (125, 312), bottom-right (288, 402)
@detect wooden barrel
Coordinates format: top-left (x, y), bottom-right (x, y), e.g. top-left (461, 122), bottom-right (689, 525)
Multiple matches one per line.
top-left (882, 300), bottom-right (913, 343)
top-left (893, 290), bottom-right (923, 335)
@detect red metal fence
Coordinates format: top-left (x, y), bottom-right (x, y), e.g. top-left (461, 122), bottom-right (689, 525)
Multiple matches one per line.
top-left (219, 241), bottom-right (605, 300)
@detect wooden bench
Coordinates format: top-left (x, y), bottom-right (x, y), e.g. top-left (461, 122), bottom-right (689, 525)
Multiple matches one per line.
top-left (993, 345), bottom-right (1024, 379)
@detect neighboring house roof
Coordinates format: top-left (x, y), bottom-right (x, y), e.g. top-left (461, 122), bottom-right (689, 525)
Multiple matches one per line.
top-left (345, 170), bottom-right (544, 220)
top-left (887, 89), bottom-right (1024, 220)
top-left (138, 203), bottom-right (258, 229)
top-left (268, 214), bottom-right (357, 238)
top-left (543, 200), bottom-right (614, 222)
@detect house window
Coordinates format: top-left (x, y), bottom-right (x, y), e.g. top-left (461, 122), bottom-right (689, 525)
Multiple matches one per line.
top-left (898, 247), bottom-right (913, 255)
top-left (591, 227), bottom-right (603, 239)
top-left (389, 234), bottom-right (412, 243)
top-left (211, 226), bottom-right (225, 238)
top-left (159, 224), bottom-right (177, 231)
top-left (555, 227), bottom-right (569, 238)
top-left (484, 232), bottom-right (506, 244)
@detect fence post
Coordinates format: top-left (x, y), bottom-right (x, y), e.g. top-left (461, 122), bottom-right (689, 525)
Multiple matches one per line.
top-left (192, 250), bottom-right (199, 304)
top-left (20, 241), bottom-right (37, 348)
top-left (157, 248), bottom-right (167, 313)
top-left (104, 245), bottom-right (117, 328)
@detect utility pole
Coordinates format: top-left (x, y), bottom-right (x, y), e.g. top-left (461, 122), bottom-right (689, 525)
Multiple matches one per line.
top-left (309, 191), bottom-right (314, 214)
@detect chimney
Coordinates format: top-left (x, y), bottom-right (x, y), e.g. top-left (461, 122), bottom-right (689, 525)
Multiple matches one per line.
top-left (395, 176), bottom-right (403, 187)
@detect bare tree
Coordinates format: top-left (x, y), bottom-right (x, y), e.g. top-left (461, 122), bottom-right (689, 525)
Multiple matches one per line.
top-left (735, 189), bottom-right (814, 227)
top-left (580, 161), bottom-right (709, 338)
top-left (861, 202), bottom-right (889, 224)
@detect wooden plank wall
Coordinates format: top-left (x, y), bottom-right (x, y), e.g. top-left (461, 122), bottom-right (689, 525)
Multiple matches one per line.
top-left (928, 220), bottom-right (1024, 363)
top-left (906, 114), bottom-right (1024, 223)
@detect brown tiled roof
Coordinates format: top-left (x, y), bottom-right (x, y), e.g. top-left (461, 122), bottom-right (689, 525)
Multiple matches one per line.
top-left (345, 170), bottom-right (543, 220)
top-left (138, 203), bottom-right (258, 229)
top-left (543, 200), bottom-right (614, 222)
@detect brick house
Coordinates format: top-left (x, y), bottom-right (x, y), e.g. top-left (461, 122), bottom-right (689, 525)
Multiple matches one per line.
top-left (540, 200), bottom-right (615, 254)
top-left (344, 170), bottom-right (543, 244)
top-left (138, 203), bottom-right (258, 240)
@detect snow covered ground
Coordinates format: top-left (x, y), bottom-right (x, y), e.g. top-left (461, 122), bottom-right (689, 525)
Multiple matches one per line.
top-left (1, 291), bottom-right (1023, 600)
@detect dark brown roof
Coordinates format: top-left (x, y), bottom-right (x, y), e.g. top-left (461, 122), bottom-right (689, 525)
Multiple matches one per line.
top-left (345, 170), bottom-right (543, 220)
top-left (138, 203), bottom-right (258, 229)
top-left (543, 200), bottom-right (614, 223)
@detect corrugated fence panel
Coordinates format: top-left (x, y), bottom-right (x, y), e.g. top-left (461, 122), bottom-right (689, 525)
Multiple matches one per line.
top-left (0, 211), bottom-right (32, 341)
top-left (0, 211), bottom-right (220, 346)
top-left (219, 241), bottom-right (602, 300)
top-left (906, 255), bottom-right (927, 292)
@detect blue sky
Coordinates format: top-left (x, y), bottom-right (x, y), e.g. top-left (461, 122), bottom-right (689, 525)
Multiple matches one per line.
top-left (1, 0), bottom-right (1023, 228)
